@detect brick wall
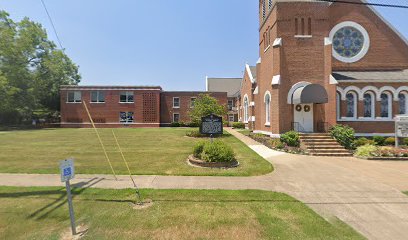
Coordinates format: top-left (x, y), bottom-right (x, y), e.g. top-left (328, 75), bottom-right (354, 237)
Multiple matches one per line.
top-left (60, 86), bottom-right (161, 128)
top-left (160, 92), bottom-right (228, 125)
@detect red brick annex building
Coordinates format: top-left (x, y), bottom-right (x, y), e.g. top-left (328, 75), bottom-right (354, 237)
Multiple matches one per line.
top-left (237, 0), bottom-right (408, 137)
top-left (61, 0), bottom-right (408, 136)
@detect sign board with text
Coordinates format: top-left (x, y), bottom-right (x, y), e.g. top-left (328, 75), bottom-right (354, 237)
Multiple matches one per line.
top-left (200, 114), bottom-right (223, 135)
top-left (60, 159), bottom-right (75, 182)
top-left (395, 115), bottom-right (408, 138)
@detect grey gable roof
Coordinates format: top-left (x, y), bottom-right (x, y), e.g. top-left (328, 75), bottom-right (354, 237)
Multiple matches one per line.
top-left (249, 66), bottom-right (257, 79)
top-left (206, 78), bottom-right (242, 97)
top-left (333, 70), bottom-right (408, 81)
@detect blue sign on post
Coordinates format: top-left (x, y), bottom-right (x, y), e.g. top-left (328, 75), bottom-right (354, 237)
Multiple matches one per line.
top-left (59, 158), bottom-right (77, 235)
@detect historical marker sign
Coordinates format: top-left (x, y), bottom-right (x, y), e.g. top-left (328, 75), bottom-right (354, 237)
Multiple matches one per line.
top-left (200, 114), bottom-right (223, 135)
top-left (395, 115), bottom-right (408, 147)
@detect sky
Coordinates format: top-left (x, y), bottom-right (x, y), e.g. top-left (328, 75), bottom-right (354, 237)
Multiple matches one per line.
top-left (1, 0), bottom-right (407, 91)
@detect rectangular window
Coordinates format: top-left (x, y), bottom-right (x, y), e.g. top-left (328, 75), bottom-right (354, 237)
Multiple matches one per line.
top-left (228, 114), bottom-right (234, 122)
top-left (67, 91), bottom-right (81, 103)
top-left (173, 97), bottom-right (180, 108)
top-left (90, 91), bottom-right (105, 103)
top-left (120, 91), bottom-right (134, 103)
top-left (307, 17), bottom-right (312, 35)
top-left (119, 112), bottom-right (134, 123)
top-left (190, 97), bottom-right (196, 108)
top-left (228, 100), bottom-right (234, 111)
top-left (173, 113), bottom-right (180, 123)
top-left (301, 18), bottom-right (305, 35)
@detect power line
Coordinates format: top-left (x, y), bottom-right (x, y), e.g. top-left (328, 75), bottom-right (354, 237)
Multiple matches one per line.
top-left (40, 0), bottom-right (65, 50)
top-left (316, 0), bottom-right (408, 9)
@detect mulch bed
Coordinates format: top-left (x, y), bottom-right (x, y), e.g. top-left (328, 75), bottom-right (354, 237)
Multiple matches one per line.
top-left (187, 155), bottom-right (239, 168)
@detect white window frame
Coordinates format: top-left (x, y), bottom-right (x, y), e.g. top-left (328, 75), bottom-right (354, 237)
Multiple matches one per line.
top-left (228, 114), bottom-right (234, 122)
top-left (379, 92), bottom-right (392, 119)
top-left (362, 92), bottom-right (375, 119)
top-left (119, 111), bottom-right (134, 123)
top-left (173, 97), bottom-right (180, 108)
top-left (119, 91), bottom-right (134, 103)
top-left (264, 91), bottom-right (271, 126)
top-left (345, 91), bottom-right (357, 119)
top-left (190, 97), bottom-right (196, 108)
top-left (399, 92), bottom-right (408, 115)
top-left (243, 95), bottom-right (249, 123)
top-left (67, 91), bottom-right (82, 103)
top-left (228, 99), bottom-right (234, 111)
top-left (173, 113), bottom-right (180, 123)
top-left (329, 21), bottom-right (370, 63)
top-left (90, 90), bottom-right (105, 103)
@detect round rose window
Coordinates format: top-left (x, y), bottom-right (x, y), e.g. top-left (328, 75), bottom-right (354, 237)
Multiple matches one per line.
top-left (329, 21), bottom-right (370, 63)
top-left (333, 27), bottom-right (364, 58)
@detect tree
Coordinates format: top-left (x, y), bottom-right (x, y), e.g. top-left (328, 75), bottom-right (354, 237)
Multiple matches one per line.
top-left (0, 10), bottom-right (80, 124)
top-left (189, 94), bottom-right (227, 125)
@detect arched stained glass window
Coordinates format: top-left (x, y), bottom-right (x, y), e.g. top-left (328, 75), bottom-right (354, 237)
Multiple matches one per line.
top-left (399, 93), bottom-right (407, 115)
top-left (380, 93), bottom-right (392, 118)
top-left (363, 93), bottom-right (374, 118)
top-left (265, 93), bottom-right (271, 124)
top-left (346, 92), bottom-right (356, 118)
top-left (333, 26), bottom-right (364, 58)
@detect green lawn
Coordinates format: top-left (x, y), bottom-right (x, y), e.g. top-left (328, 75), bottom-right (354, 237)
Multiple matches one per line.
top-left (0, 186), bottom-right (364, 240)
top-left (0, 128), bottom-right (272, 176)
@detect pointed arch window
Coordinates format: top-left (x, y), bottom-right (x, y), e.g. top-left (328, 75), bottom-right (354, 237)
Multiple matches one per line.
top-left (244, 97), bottom-right (249, 123)
top-left (380, 92), bottom-right (392, 118)
top-left (399, 93), bottom-right (408, 115)
top-left (346, 92), bottom-right (357, 118)
top-left (265, 93), bottom-right (271, 125)
top-left (363, 92), bottom-right (375, 118)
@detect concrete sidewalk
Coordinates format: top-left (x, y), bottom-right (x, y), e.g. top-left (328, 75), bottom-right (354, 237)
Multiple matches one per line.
top-left (2, 128), bottom-right (408, 239)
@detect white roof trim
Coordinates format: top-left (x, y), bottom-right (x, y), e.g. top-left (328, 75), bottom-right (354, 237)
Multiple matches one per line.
top-left (205, 76), bottom-right (208, 91)
top-left (271, 75), bottom-right (281, 85)
top-left (273, 38), bottom-right (282, 47)
top-left (245, 64), bottom-right (255, 84)
top-left (256, 57), bottom-right (261, 64)
top-left (324, 37), bottom-right (332, 46)
top-left (253, 86), bottom-right (259, 95)
top-left (361, 0), bottom-right (408, 47)
top-left (329, 74), bottom-right (338, 85)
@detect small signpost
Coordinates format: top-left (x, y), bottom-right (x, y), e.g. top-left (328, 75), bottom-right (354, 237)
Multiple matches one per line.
top-left (59, 158), bottom-right (76, 235)
top-left (200, 114), bottom-right (223, 141)
top-left (395, 115), bottom-right (408, 148)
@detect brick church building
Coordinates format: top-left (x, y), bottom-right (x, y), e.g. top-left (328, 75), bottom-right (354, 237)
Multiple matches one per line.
top-left (60, 0), bottom-right (408, 136)
top-left (237, 0), bottom-right (408, 137)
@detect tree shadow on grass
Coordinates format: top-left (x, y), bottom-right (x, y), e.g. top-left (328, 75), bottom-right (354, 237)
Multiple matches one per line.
top-left (0, 177), bottom-right (104, 220)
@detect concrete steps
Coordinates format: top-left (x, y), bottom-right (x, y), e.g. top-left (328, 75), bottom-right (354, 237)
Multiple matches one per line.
top-left (299, 133), bottom-right (353, 157)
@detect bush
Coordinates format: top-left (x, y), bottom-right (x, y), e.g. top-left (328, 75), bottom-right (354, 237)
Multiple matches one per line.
top-left (269, 138), bottom-right (286, 149)
top-left (404, 138), bottom-right (408, 146)
top-left (373, 136), bottom-right (386, 146)
top-left (186, 122), bottom-right (200, 128)
top-left (232, 122), bottom-right (245, 129)
top-left (280, 131), bottom-right (300, 147)
top-left (197, 140), bottom-right (236, 163)
top-left (193, 141), bottom-right (206, 158)
top-left (170, 122), bottom-right (181, 127)
top-left (355, 144), bottom-right (378, 157)
top-left (329, 124), bottom-right (355, 150)
top-left (353, 137), bottom-right (375, 147)
top-left (384, 137), bottom-right (396, 146)
top-left (186, 130), bottom-right (206, 138)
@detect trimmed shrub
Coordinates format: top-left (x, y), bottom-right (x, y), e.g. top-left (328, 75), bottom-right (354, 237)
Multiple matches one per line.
top-left (280, 131), bottom-right (300, 147)
top-left (355, 144), bottom-right (378, 157)
top-left (329, 124), bottom-right (355, 150)
top-left (384, 137), bottom-right (396, 146)
top-left (373, 136), bottom-right (386, 146)
top-left (353, 137), bottom-right (375, 147)
top-left (404, 138), bottom-right (408, 146)
top-left (232, 122), bottom-right (245, 129)
top-left (170, 122), bottom-right (181, 127)
top-left (199, 140), bottom-right (236, 163)
top-left (193, 141), bottom-right (206, 158)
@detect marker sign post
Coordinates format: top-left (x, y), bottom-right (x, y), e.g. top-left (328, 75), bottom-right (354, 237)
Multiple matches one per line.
top-left (59, 159), bottom-right (76, 235)
top-left (200, 114), bottom-right (223, 142)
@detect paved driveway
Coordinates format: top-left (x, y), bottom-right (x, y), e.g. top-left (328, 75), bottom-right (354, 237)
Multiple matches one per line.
top-left (1, 128), bottom-right (408, 239)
